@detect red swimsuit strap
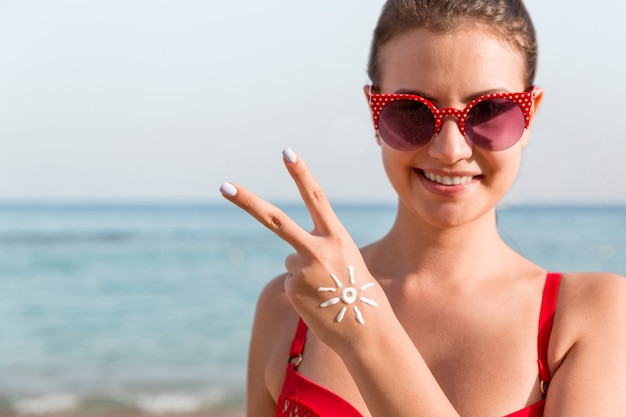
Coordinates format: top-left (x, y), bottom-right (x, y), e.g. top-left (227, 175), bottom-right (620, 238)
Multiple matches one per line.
top-left (537, 273), bottom-right (562, 391)
top-left (288, 317), bottom-right (309, 364)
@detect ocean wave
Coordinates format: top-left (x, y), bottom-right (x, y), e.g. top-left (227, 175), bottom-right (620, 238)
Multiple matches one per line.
top-left (11, 394), bottom-right (79, 416)
top-left (0, 231), bottom-right (269, 246)
top-left (0, 232), bottom-right (136, 246)
top-left (4, 388), bottom-right (240, 416)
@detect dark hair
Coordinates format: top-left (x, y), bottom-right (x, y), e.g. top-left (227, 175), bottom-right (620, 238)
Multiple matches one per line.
top-left (367, 0), bottom-right (538, 89)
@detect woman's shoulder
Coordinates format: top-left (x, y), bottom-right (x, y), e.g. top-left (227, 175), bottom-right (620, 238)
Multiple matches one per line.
top-left (251, 273), bottom-right (302, 365)
top-left (253, 272), bottom-right (301, 341)
top-left (248, 273), bottom-right (302, 405)
top-left (556, 271), bottom-right (626, 330)
top-left (550, 271), bottom-right (626, 369)
top-left (558, 271), bottom-right (626, 315)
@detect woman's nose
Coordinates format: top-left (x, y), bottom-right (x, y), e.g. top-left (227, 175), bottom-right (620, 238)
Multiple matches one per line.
top-left (427, 117), bottom-right (473, 164)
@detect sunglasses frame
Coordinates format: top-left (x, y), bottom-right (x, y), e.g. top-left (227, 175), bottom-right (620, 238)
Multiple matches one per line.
top-left (368, 86), bottom-right (536, 150)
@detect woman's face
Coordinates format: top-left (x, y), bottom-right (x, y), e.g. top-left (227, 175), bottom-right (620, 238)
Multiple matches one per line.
top-left (374, 25), bottom-right (541, 228)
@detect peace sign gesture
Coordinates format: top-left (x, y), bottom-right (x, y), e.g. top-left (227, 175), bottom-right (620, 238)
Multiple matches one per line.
top-left (220, 150), bottom-right (482, 417)
top-left (220, 148), bottom-right (393, 352)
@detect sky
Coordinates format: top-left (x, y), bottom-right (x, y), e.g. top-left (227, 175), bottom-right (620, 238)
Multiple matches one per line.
top-left (1, 0), bottom-right (625, 205)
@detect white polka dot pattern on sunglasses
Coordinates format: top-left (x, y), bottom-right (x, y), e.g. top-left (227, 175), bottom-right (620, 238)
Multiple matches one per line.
top-left (368, 87), bottom-right (536, 151)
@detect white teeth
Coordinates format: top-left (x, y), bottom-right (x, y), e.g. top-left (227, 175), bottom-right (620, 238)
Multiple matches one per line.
top-left (423, 171), bottom-right (474, 185)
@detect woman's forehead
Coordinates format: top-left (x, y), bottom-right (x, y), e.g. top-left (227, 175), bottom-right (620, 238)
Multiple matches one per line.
top-left (377, 26), bottom-right (526, 96)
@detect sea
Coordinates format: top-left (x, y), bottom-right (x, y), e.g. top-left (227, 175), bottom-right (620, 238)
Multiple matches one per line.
top-left (0, 203), bottom-right (625, 414)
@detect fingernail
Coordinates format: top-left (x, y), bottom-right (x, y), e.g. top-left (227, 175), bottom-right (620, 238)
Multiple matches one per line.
top-left (219, 182), bottom-right (237, 197)
top-left (282, 147), bottom-right (297, 164)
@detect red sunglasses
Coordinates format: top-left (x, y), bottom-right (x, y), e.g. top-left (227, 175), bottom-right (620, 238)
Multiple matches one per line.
top-left (368, 87), bottom-right (536, 151)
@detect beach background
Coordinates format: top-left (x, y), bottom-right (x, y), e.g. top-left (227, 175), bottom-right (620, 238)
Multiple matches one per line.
top-left (2, 0), bottom-right (626, 415)
top-left (1, 203), bottom-right (625, 416)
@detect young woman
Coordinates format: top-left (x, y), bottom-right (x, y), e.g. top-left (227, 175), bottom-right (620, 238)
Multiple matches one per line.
top-left (220, 1), bottom-right (626, 416)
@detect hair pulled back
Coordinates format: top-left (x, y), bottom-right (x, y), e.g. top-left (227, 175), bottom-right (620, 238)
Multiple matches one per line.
top-left (367, 0), bottom-right (537, 89)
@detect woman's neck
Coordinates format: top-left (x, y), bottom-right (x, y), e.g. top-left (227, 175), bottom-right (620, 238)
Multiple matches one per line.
top-left (362, 203), bottom-right (516, 287)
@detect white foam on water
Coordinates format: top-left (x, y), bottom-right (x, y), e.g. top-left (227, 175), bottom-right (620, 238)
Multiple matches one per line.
top-left (134, 389), bottom-right (225, 415)
top-left (12, 394), bottom-right (80, 415)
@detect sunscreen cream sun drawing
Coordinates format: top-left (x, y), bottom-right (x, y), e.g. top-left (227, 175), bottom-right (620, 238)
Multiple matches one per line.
top-left (317, 265), bottom-right (378, 324)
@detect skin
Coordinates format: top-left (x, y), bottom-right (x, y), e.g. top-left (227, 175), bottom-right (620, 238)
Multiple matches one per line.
top-left (222, 26), bottom-right (626, 417)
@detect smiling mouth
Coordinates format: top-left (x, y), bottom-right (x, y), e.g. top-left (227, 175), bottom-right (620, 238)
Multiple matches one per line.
top-left (420, 170), bottom-right (477, 186)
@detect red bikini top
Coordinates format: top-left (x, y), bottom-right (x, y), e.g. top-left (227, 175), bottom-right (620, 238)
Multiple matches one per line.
top-left (275, 272), bottom-right (561, 417)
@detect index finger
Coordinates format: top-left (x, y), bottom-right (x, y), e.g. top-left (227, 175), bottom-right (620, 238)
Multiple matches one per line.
top-left (219, 181), bottom-right (311, 252)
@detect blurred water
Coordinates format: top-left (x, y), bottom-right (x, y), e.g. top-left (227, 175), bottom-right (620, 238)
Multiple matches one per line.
top-left (0, 203), bottom-right (624, 413)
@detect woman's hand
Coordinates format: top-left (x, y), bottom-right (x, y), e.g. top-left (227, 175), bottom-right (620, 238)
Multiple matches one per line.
top-left (219, 148), bottom-right (393, 352)
top-left (221, 149), bottom-right (460, 417)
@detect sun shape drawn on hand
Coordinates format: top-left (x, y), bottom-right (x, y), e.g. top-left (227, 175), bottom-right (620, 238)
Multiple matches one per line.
top-left (317, 265), bottom-right (378, 325)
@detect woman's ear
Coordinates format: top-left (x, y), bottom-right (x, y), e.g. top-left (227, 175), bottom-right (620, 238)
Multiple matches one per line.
top-left (363, 84), bottom-right (382, 146)
top-left (520, 87), bottom-right (544, 149)
top-left (362, 84), bottom-right (371, 100)
top-left (529, 87), bottom-right (544, 126)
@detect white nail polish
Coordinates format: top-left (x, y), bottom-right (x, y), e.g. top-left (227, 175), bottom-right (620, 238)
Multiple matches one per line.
top-left (282, 148), bottom-right (297, 163)
top-left (219, 182), bottom-right (237, 197)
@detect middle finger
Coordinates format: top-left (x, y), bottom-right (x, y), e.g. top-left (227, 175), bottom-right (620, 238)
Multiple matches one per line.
top-left (282, 148), bottom-right (342, 235)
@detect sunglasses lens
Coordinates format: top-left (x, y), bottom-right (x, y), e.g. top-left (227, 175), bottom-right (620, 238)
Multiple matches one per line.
top-left (465, 98), bottom-right (526, 151)
top-left (378, 100), bottom-right (436, 151)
